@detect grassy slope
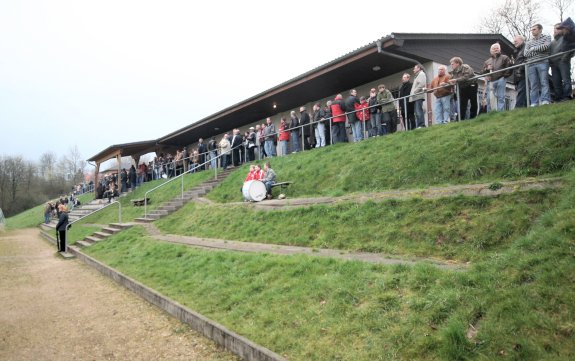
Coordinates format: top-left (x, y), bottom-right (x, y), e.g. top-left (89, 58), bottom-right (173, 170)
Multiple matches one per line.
top-left (15, 101), bottom-right (575, 360)
top-left (208, 103), bottom-right (575, 202)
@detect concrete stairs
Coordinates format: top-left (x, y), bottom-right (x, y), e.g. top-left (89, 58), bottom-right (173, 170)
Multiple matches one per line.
top-left (134, 169), bottom-right (233, 223)
top-left (41, 199), bottom-right (111, 231)
top-left (74, 223), bottom-right (133, 249)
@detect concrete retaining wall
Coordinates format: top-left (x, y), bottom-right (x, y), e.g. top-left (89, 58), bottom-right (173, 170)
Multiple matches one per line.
top-left (68, 247), bottom-right (286, 361)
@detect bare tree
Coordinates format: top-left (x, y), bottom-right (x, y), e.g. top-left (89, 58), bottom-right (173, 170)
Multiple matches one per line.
top-left (38, 151), bottom-right (57, 179)
top-left (479, 0), bottom-right (540, 39)
top-left (60, 145), bottom-right (86, 186)
top-left (548, 0), bottom-right (574, 22)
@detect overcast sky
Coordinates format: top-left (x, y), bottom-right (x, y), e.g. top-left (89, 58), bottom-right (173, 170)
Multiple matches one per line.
top-left (0, 0), bottom-right (561, 163)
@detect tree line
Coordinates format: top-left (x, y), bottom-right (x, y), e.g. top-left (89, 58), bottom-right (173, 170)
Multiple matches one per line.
top-left (0, 145), bottom-right (87, 217)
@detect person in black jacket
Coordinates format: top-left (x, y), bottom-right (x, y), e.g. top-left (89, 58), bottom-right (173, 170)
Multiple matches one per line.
top-left (399, 73), bottom-right (415, 130)
top-left (513, 35), bottom-right (527, 108)
top-left (197, 138), bottom-right (207, 170)
top-left (55, 205), bottom-right (70, 252)
top-left (345, 89), bottom-right (361, 141)
top-left (299, 106), bottom-right (312, 150)
top-left (230, 129), bottom-right (243, 166)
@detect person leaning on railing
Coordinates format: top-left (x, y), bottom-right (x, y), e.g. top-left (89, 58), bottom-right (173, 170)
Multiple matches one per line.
top-left (449, 57), bottom-right (478, 120)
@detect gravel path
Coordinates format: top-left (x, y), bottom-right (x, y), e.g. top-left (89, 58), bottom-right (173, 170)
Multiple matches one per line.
top-left (0, 228), bottom-right (238, 361)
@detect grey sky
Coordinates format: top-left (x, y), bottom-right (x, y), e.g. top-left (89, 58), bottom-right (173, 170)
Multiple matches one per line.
top-left (0, 0), bottom-right (560, 162)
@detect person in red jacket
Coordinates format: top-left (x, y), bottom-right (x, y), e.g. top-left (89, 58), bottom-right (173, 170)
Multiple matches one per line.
top-left (278, 117), bottom-right (291, 156)
top-left (330, 94), bottom-right (346, 144)
top-left (355, 96), bottom-right (370, 139)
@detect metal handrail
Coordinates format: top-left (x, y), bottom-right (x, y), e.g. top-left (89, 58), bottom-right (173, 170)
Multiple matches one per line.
top-left (144, 150), bottom-right (232, 218)
top-left (61, 200), bottom-right (121, 252)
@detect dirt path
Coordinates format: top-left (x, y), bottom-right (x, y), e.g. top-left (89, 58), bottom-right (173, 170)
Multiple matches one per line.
top-left (0, 228), bottom-right (238, 361)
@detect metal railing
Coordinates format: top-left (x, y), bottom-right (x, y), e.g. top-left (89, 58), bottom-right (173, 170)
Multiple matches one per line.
top-left (143, 149), bottom-right (234, 218)
top-left (62, 200), bottom-right (122, 252)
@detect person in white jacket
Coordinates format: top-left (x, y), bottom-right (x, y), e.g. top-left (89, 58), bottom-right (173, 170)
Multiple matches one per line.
top-left (409, 64), bottom-right (427, 128)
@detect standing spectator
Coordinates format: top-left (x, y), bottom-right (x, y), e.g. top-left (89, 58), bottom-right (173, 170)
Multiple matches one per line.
top-left (129, 165), bottom-right (137, 191)
top-left (429, 65), bottom-right (452, 124)
top-left (355, 96), bottom-right (370, 138)
top-left (513, 35), bottom-right (528, 108)
top-left (246, 127), bottom-right (257, 162)
top-left (254, 124), bottom-right (261, 160)
top-left (399, 73), bottom-right (415, 130)
top-left (410, 64), bottom-right (427, 128)
top-left (197, 138), bottom-right (207, 170)
top-left (550, 19), bottom-right (575, 102)
top-left (219, 133), bottom-right (231, 170)
top-left (44, 202), bottom-right (52, 224)
top-left (55, 205), bottom-right (69, 253)
top-left (278, 117), bottom-right (290, 156)
top-left (367, 88), bottom-right (380, 137)
top-left (289, 110), bottom-right (300, 153)
top-left (299, 106), bottom-right (312, 150)
top-left (524, 23), bottom-right (552, 106)
top-left (230, 129), bottom-right (242, 166)
top-left (208, 137), bottom-right (218, 169)
top-left (264, 117), bottom-right (277, 157)
top-left (120, 168), bottom-right (128, 193)
top-left (377, 84), bottom-right (398, 134)
top-left (345, 89), bottom-right (362, 142)
top-left (330, 94), bottom-right (346, 143)
top-left (482, 43), bottom-right (512, 111)
top-left (449, 57), bottom-right (478, 120)
top-left (259, 123), bottom-right (267, 158)
top-left (312, 103), bottom-right (326, 147)
top-left (324, 101), bottom-right (333, 145)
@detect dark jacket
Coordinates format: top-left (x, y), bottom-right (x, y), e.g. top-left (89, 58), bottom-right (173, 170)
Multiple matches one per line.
top-left (399, 82), bottom-right (414, 111)
top-left (313, 108), bottom-right (326, 127)
top-left (289, 115), bottom-right (300, 134)
top-left (300, 111), bottom-right (311, 136)
top-left (513, 42), bottom-right (526, 82)
top-left (344, 95), bottom-right (360, 122)
top-left (56, 212), bottom-right (69, 232)
top-left (482, 53), bottom-right (512, 80)
top-left (129, 166), bottom-right (137, 184)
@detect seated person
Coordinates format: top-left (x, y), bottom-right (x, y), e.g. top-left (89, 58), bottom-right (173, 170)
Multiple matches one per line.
top-left (263, 161), bottom-right (276, 199)
top-left (244, 165), bottom-right (256, 182)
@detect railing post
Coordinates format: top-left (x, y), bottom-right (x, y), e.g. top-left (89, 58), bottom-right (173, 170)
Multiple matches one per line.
top-left (403, 98), bottom-right (408, 130)
top-left (456, 83), bottom-right (462, 122)
top-left (301, 126), bottom-right (305, 152)
top-left (181, 173), bottom-right (184, 199)
top-left (362, 109), bottom-right (366, 139)
top-left (525, 63), bottom-right (531, 107)
top-left (329, 118), bottom-right (333, 145)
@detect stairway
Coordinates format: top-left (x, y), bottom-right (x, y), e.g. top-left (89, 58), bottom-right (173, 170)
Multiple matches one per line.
top-left (40, 199), bottom-right (112, 232)
top-left (134, 169), bottom-right (233, 223)
top-left (73, 223), bottom-right (133, 249)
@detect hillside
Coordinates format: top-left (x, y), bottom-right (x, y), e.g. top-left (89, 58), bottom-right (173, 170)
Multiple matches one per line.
top-left (8, 101), bottom-right (575, 360)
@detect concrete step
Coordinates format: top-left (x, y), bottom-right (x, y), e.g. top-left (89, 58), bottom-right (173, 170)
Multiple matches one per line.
top-left (76, 240), bottom-right (92, 248)
top-left (101, 226), bottom-right (122, 234)
top-left (134, 217), bottom-right (156, 223)
top-left (85, 236), bottom-right (101, 243)
top-left (92, 231), bottom-right (112, 239)
top-left (109, 223), bottom-right (133, 230)
top-left (148, 210), bottom-right (169, 216)
top-left (157, 205), bottom-right (178, 212)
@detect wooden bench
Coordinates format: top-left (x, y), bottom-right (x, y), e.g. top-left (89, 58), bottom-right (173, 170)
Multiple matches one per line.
top-left (270, 181), bottom-right (293, 193)
top-left (131, 198), bottom-right (150, 207)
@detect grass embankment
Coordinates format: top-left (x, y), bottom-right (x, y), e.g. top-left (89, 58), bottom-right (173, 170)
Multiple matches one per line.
top-left (208, 103), bottom-right (575, 202)
top-left (86, 170), bottom-right (575, 360)
top-left (84, 102), bottom-right (575, 360)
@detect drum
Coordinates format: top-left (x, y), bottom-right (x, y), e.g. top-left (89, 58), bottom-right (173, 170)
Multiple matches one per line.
top-left (242, 180), bottom-right (266, 202)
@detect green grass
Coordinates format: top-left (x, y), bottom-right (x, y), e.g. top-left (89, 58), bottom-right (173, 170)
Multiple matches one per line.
top-left (208, 102), bottom-right (575, 202)
top-left (85, 165), bottom-right (575, 361)
top-left (13, 102), bottom-right (575, 359)
top-left (156, 189), bottom-right (558, 262)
